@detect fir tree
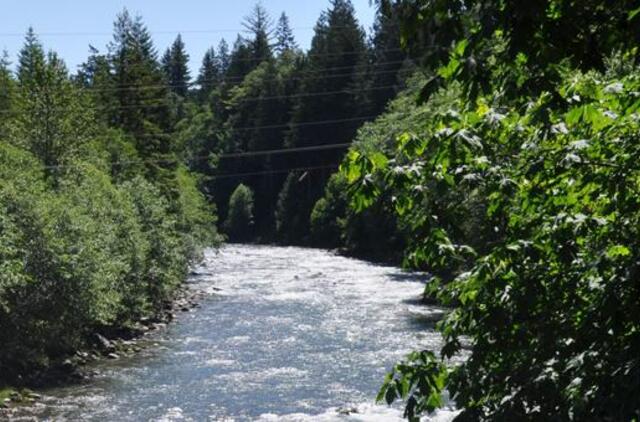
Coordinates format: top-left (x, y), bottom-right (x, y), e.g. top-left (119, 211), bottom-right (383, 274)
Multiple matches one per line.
top-left (217, 38), bottom-right (230, 75)
top-left (225, 35), bottom-right (254, 87)
top-left (162, 34), bottom-right (191, 97)
top-left (369, 4), bottom-right (409, 114)
top-left (108, 9), bottom-right (172, 164)
top-left (17, 27), bottom-right (46, 86)
top-left (242, 3), bottom-right (273, 65)
top-left (274, 12), bottom-right (297, 55)
top-left (197, 46), bottom-right (219, 101)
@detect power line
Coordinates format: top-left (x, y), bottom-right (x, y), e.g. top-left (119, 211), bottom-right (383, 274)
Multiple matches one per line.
top-left (75, 60), bottom-right (411, 93)
top-left (220, 143), bottom-right (351, 158)
top-left (210, 164), bottom-right (338, 180)
top-left (0, 26), bottom-right (380, 38)
top-left (117, 114), bottom-right (378, 137)
top-left (0, 82), bottom-right (404, 114)
top-left (36, 142), bottom-right (355, 170)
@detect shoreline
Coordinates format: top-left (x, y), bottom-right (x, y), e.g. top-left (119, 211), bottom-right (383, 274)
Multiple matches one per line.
top-left (0, 275), bottom-right (208, 413)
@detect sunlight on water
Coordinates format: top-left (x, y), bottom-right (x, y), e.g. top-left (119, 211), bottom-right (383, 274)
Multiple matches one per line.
top-left (9, 245), bottom-right (456, 421)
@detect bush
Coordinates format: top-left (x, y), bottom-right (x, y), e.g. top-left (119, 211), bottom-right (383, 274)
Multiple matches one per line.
top-left (0, 142), bottom-right (218, 380)
top-left (223, 183), bottom-right (255, 242)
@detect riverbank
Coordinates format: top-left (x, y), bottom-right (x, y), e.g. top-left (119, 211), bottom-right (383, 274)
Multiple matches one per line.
top-left (0, 282), bottom-right (208, 414)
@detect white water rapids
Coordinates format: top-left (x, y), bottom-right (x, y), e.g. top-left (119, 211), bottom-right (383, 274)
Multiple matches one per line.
top-left (7, 245), bottom-right (460, 421)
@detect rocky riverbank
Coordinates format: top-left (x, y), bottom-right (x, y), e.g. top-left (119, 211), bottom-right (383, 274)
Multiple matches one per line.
top-left (0, 285), bottom-right (208, 414)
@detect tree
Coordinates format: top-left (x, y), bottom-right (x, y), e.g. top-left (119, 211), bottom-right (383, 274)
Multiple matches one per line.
top-left (197, 46), bottom-right (220, 101)
top-left (223, 183), bottom-right (255, 242)
top-left (13, 31), bottom-right (94, 173)
top-left (108, 9), bottom-right (173, 175)
top-left (162, 34), bottom-right (191, 97)
top-left (275, 171), bottom-right (315, 244)
top-left (243, 3), bottom-right (273, 65)
top-left (274, 12), bottom-right (298, 55)
top-left (0, 50), bottom-right (14, 139)
top-left (17, 28), bottom-right (46, 85)
top-left (217, 38), bottom-right (230, 75)
top-left (214, 55), bottom-right (300, 237)
top-left (283, 0), bottom-right (370, 240)
top-left (369, 4), bottom-right (410, 114)
top-left (376, 0), bottom-right (640, 100)
top-left (224, 35), bottom-right (255, 88)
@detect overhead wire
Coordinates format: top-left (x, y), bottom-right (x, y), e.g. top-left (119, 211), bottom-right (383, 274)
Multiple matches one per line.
top-left (74, 60), bottom-right (411, 94)
top-left (0, 25), bottom-right (389, 38)
top-left (0, 81), bottom-right (406, 114)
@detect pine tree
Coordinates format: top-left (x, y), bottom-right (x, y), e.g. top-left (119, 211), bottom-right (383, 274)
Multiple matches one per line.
top-left (197, 47), bottom-right (219, 101)
top-left (243, 3), bottom-right (273, 65)
top-left (162, 34), bottom-right (191, 97)
top-left (217, 39), bottom-right (230, 75)
top-left (17, 27), bottom-right (46, 86)
top-left (274, 12), bottom-right (297, 55)
top-left (288, 0), bottom-right (369, 149)
top-left (108, 9), bottom-right (172, 164)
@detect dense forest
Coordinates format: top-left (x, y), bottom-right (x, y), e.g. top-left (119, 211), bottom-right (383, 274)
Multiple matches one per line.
top-left (0, 0), bottom-right (409, 385)
top-left (2, 0), bottom-right (640, 419)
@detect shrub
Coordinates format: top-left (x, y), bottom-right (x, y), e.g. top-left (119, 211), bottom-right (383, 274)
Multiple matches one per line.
top-left (223, 183), bottom-right (255, 242)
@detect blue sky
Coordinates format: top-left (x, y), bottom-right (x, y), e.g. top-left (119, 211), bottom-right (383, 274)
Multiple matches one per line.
top-left (1, 0), bottom-right (377, 74)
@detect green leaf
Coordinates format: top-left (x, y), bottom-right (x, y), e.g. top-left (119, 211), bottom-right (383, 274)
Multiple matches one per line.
top-left (606, 244), bottom-right (631, 258)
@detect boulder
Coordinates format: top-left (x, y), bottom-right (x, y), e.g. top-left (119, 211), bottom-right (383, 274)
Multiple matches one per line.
top-left (94, 334), bottom-right (116, 353)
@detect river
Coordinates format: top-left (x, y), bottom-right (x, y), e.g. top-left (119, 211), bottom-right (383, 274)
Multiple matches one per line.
top-left (7, 245), bottom-right (459, 421)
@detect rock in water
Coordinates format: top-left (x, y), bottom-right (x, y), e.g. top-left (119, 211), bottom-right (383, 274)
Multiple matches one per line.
top-left (94, 334), bottom-right (116, 353)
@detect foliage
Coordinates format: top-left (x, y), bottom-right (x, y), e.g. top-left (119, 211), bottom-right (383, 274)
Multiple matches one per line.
top-left (347, 61), bottom-right (640, 419)
top-left (377, 0), bottom-right (640, 100)
top-left (162, 34), bottom-right (191, 97)
top-left (223, 184), bottom-right (255, 242)
top-left (0, 23), bottom-right (218, 384)
top-left (275, 171), bottom-right (311, 243)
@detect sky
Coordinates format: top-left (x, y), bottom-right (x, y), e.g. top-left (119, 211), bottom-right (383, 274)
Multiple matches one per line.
top-left (1, 0), bottom-right (377, 74)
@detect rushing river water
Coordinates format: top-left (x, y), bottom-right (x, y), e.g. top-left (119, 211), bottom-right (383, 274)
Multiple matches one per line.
top-left (8, 245), bottom-right (459, 421)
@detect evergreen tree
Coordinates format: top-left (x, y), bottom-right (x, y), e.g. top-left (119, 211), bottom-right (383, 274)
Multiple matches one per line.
top-left (274, 12), bottom-right (297, 55)
top-left (282, 0), bottom-right (370, 241)
top-left (108, 9), bottom-right (173, 169)
top-left (288, 0), bottom-right (369, 149)
top-left (275, 171), bottom-right (309, 243)
top-left (76, 45), bottom-right (118, 125)
top-left (214, 54), bottom-right (301, 237)
top-left (197, 46), bottom-right (220, 101)
top-left (369, 4), bottom-right (409, 114)
top-left (17, 27), bottom-right (46, 85)
top-left (224, 35), bottom-right (254, 87)
top-left (162, 34), bottom-right (191, 97)
top-left (217, 38), bottom-right (230, 75)
top-left (243, 3), bottom-right (273, 65)
top-left (0, 51), bottom-right (14, 139)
